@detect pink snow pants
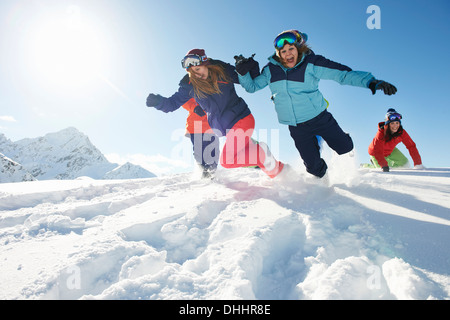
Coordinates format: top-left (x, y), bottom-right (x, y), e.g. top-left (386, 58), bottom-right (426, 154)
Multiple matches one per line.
top-left (220, 114), bottom-right (283, 178)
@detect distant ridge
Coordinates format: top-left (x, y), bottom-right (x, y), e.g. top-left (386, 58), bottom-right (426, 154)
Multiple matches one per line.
top-left (0, 127), bottom-right (155, 182)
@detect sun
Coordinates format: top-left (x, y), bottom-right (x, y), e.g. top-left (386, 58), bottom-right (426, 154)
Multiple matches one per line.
top-left (27, 5), bottom-right (107, 90)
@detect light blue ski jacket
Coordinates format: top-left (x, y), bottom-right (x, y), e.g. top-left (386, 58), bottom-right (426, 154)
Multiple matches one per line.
top-left (238, 51), bottom-right (375, 126)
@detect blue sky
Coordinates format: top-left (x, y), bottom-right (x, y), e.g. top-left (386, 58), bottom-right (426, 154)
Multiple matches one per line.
top-left (1, 0), bottom-right (449, 175)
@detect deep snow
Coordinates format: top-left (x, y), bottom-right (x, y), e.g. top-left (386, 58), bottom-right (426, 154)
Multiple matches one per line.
top-left (0, 154), bottom-right (449, 300)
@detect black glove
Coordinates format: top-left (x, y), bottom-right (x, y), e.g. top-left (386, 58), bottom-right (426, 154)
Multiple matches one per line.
top-left (146, 94), bottom-right (163, 108)
top-left (193, 105), bottom-right (206, 117)
top-left (234, 54), bottom-right (260, 78)
top-left (369, 80), bottom-right (397, 95)
top-left (382, 166), bottom-right (390, 172)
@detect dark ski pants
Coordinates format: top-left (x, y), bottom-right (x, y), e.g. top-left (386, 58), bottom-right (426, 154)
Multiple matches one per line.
top-left (288, 110), bottom-right (353, 178)
top-left (189, 133), bottom-right (220, 171)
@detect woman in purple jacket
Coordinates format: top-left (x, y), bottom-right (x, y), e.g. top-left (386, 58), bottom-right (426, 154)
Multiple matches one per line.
top-left (146, 49), bottom-right (284, 178)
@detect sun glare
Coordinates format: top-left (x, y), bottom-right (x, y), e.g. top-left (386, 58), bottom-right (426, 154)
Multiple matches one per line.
top-left (28, 5), bottom-right (107, 90)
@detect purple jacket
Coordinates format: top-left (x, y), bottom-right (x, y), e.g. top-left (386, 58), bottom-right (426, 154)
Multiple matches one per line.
top-left (153, 60), bottom-right (251, 136)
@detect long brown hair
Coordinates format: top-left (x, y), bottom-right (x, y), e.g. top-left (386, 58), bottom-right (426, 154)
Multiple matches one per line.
top-left (383, 123), bottom-right (403, 142)
top-left (188, 62), bottom-right (232, 99)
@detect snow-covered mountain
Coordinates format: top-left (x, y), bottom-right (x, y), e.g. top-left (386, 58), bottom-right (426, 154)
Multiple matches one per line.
top-left (0, 160), bottom-right (448, 300)
top-left (0, 128), bottom-right (155, 182)
top-left (103, 162), bottom-right (156, 180)
top-left (0, 153), bottom-right (36, 183)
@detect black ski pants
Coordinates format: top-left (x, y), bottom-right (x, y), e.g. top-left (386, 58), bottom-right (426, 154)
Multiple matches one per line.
top-left (288, 110), bottom-right (353, 178)
top-left (189, 133), bottom-right (220, 171)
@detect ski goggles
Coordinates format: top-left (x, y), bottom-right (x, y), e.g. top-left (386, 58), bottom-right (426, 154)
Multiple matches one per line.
top-left (387, 113), bottom-right (402, 121)
top-left (181, 54), bottom-right (208, 69)
top-left (274, 30), bottom-right (304, 49)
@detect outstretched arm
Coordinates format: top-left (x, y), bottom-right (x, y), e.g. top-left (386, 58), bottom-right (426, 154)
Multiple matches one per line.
top-left (371, 130), bottom-right (389, 168)
top-left (146, 85), bottom-right (192, 113)
top-left (368, 80), bottom-right (397, 95)
top-left (402, 130), bottom-right (422, 166)
top-left (233, 54), bottom-right (269, 93)
top-left (237, 65), bottom-right (270, 93)
top-left (310, 54), bottom-right (396, 95)
top-left (234, 54), bottom-right (260, 79)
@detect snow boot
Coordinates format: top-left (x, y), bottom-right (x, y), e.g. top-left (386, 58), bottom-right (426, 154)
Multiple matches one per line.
top-left (257, 141), bottom-right (284, 178)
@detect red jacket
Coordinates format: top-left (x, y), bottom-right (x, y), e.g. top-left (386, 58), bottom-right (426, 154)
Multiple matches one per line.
top-left (182, 98), bottom-right (212, 135)
top-left (368, 122), bottom-right (422, 167)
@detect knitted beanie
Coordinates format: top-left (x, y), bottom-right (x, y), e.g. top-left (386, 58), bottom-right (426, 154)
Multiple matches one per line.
top-left (185, 49), bottom-right (209, 67)
top-left (385, 108), bottom-right (402, 125)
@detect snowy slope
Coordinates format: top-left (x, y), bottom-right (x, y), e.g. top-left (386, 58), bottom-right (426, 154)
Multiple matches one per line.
top-left (0, 160), bottom-right (449, 300)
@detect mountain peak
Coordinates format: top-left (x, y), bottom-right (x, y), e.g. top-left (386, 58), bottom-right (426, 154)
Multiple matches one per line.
top-left (0, 153), bottom-right (36, 182)
top-left (0, 128), bottom-right (155, 182)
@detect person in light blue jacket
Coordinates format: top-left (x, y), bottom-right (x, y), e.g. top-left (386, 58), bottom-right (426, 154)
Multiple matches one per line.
top-left (236, 29), bottom-right (397, 178)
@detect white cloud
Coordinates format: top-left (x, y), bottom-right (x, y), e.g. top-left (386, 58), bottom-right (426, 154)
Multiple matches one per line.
top-left (0, 116), bottom-right (17, 122)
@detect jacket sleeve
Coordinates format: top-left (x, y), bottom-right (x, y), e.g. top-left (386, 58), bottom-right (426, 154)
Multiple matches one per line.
top-left (238, 65), bottom-right (270, 93)
top-left (222, 61), bottom-right (240, 84)
top-left (211, 60), bottom-right (240, 84)
top-left (154, 80), bottom-right (192, 113)
top-left (372, 129), bottom-right (389, 167)
top-left (401, 130), bottom-right (422, 165)
top-left (309, 55), bottom-right (375, 88)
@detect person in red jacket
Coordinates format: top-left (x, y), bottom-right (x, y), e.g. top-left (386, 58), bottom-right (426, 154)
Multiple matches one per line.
top-left (182, 98), bottom-right (219, 178)
top-left (368, 108), bottom-right (423, 172)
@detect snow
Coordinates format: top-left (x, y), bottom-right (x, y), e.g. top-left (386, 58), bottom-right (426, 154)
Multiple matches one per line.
top-left (0, 157), bottom-right (449, 300)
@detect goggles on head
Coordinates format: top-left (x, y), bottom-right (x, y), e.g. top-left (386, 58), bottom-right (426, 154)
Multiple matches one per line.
top-left (274, 30), bottom-right (304, 49)
top-left (181, 54), bottom-right (208, 69)
top-left (388, 113), bottom-right (402, 121)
